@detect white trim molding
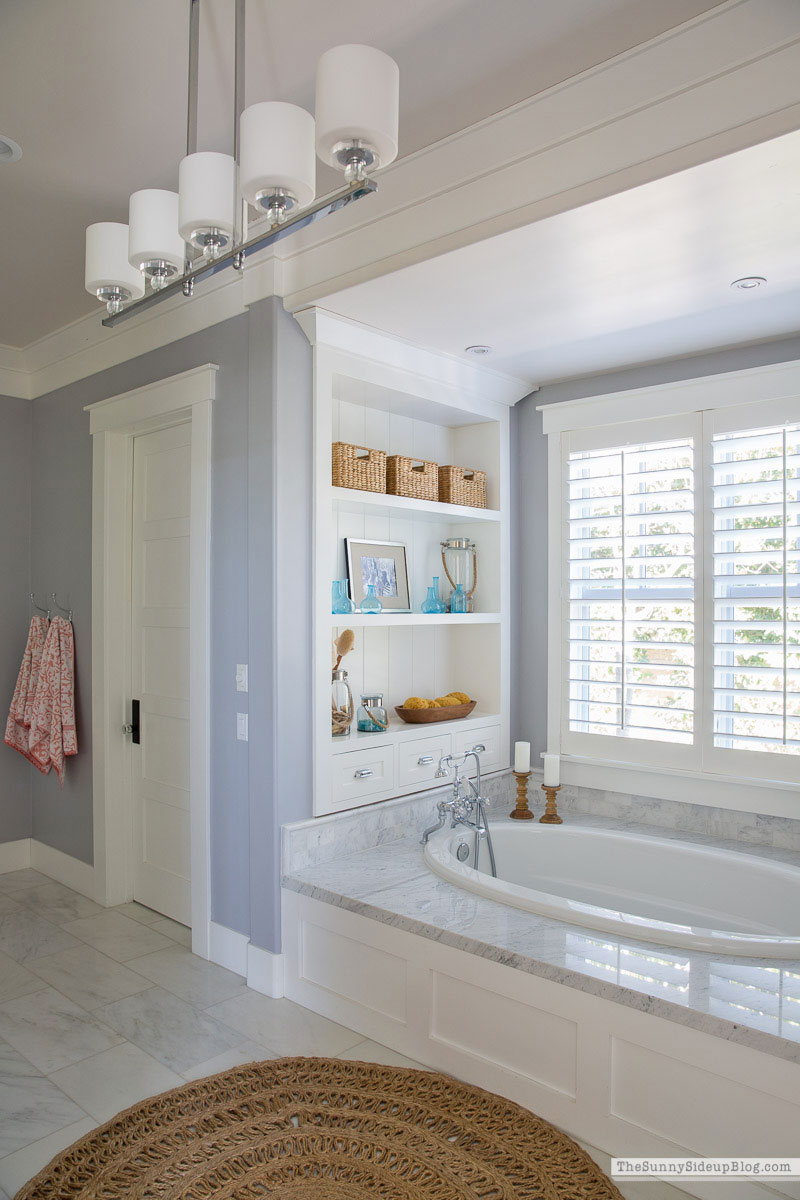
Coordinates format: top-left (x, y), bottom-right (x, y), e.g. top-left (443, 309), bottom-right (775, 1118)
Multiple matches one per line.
top-left (207, 921), bottom-right (286, 998)
top-left (6, 0), bottom-right (800, 400)
top-left (209, 921), bottom-right (249, 977)
top-left (0, 839), bottom-right (32, 874)
top-left (246, 944), bottom-right (285, 999)
top-left (295, 307), bottom-right (529, 408)
top-left (86, 364), bottom-right (216, 958)
top-left (0, 344), bottom-right (30, 400)
top-left (29, 841), bottom-right (96, 899)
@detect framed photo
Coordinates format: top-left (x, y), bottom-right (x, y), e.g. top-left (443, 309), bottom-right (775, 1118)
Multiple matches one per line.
top-left (345, 538), bottom-right (411, 612)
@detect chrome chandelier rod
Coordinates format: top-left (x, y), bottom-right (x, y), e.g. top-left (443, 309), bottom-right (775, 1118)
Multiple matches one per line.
top-left (102, 0), bottom-right (378, 328)
top-left (102, 177), bottom-right (376, 326)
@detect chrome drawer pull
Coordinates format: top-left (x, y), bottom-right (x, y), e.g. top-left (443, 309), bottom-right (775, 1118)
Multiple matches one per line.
top-left (417, 755), bottom-right (434, 765)
top-left (472, 743), bottom-right (486, 753)
top-left (354, 768), bottom-right (374, 779)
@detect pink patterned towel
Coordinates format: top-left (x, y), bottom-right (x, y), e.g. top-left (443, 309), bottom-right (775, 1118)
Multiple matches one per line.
top-left (4, 616), bottom-right (49, 768)
top-left (29, 616), bottom-right (78, 787)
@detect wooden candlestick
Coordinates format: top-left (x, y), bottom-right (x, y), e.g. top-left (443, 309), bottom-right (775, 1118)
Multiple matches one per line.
top-left (510, 771), bottom-right (534, 820)
top-left (539, 783), bottom-right (563, 824)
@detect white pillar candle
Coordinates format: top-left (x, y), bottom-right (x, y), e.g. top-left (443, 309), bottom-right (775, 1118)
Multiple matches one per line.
top-left (514, 741), bottom-right (530, 772)
top-left (541, 753), bottom-right (560, 786)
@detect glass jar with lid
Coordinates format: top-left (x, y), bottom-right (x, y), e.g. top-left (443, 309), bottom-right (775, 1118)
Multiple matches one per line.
top-left (357, 693), bottom-right (389, 733)
top-left (331, 669), bottom-right (354, 737)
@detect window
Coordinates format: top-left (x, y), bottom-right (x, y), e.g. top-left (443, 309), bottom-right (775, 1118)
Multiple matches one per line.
top-left (546, 384), bottom-right (800, 789)
top-left (567, 435), bottom-right (695, 749)
top-left (712, 420), bottom-right (800, 757)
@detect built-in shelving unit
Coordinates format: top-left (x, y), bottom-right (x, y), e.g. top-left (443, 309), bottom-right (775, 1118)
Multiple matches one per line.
top-left (298, 308), bottom-right (525, 817)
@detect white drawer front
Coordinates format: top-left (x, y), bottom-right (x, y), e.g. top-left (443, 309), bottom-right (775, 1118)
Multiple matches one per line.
top-left (331, 745), bottom-right (394, 811)
top-left (397, 732), bottom-right (452, 790)
top-left (451, 723), bottom-right (502, 770)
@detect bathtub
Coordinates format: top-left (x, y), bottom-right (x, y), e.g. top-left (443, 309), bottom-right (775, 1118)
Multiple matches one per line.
top-left (424, 822), bottom-right (800, 957)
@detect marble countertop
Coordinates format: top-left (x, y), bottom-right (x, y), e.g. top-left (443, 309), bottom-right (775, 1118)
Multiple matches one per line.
top-left (282, 812), bottom-right (800, 1064)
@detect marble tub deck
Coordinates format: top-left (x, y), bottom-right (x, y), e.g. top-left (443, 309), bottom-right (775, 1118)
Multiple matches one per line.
top-left (282, 811), bottom-right (800, 1065)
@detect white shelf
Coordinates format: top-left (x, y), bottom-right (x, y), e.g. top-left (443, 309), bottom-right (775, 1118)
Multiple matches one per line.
top-left (332, 486), bottom-right (501, 524)
top-left (331, 612), bottom-right (501, 627)
top-left (331, 710), bottom-right (502, 753)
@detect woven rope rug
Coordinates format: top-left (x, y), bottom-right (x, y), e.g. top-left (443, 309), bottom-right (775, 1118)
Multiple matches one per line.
top-left (18, 1056), bottom-right (623, 1199)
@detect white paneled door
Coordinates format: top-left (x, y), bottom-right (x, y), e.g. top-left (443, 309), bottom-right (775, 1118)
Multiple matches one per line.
top-left (130, 423), bottom-right (192, 925)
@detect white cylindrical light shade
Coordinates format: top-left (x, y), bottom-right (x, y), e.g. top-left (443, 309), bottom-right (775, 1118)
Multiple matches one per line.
top-left (85, 223), bottom-right (144, 299)
top-left (315, 44), bottom-right (399, 169)
top-left (128, 189), bottom-right (185, 271)
top-left (178, 152), bottom-right (236, 245)
top-left (239, 102), bottom-right (315, 209)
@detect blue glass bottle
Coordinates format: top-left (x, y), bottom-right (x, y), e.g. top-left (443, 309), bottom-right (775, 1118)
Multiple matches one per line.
top-left (432, 575), bottom-right (447, 613)
top-left (450, 583), bottom-right (468, 614)
top-left (331, 580), bottom-right (352, 615)
top-left (421, 585), bottom-right (440, 614)
top-left (360, 584), bottom-right (383, 614)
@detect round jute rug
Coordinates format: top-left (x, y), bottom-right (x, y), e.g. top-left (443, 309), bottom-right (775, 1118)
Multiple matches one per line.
top-left (17, 1056), bottom-right (623, 1199)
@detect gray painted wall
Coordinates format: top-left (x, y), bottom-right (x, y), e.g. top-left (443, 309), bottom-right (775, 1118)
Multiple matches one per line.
top-left (246, 298), bottom-right (313, 954)
top-left (22, 302), bottom-right (313, 947)
top-left (514, 333), bottom-right (800, 759)
top-left (0, 396), bottom-right (33, 843)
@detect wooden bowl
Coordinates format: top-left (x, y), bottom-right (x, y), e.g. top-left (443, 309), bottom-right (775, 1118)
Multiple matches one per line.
top-left (395, 700), bottom-right (476, 724)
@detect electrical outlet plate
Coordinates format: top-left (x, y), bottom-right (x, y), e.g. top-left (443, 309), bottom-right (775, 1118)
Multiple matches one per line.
top-left (237, 712), bottom-right (248, 741)
top-left (236, 663), bottom-right (248, 692)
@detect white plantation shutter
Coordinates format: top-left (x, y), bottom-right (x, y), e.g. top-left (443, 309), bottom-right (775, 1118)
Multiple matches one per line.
top-left (711, 419), bottom-right (800, 758)
top-left (565, 432), bottom-right (696, 757)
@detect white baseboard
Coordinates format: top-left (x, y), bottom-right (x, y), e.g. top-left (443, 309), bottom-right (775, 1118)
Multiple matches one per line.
top-left (29, 841), bottom-right (96, 899)
top-left (0, 839), bottom-right (32, 874)
top-left (246, 943), bottom-right (285, 999)
top-left (209, 921), bottom-right (249, 977)
top-left (208, 921), bottom-right (285, 996)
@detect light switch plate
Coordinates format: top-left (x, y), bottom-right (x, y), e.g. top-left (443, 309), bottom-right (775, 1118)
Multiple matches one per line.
top-left (236, 713), bottom-right (248, 741)
top-left (236, 663), bottom-right (248, 692)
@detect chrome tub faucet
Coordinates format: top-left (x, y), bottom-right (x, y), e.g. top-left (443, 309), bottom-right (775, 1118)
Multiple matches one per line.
top-left (421, 749), bottom-right (497, 877)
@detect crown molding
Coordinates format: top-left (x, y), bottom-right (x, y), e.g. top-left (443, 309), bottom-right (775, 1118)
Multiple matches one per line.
top-left (294, 307), bottom-right (531, 407)
top-left (9, 0), bottom-right (800, 401)
top-left (0, 344), bottom-right (31, 400)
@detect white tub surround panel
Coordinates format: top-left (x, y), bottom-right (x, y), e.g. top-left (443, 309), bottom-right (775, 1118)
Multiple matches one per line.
top-left (283, 890), bottom-right (800, 1200)
top-left (282, 818), bottom-right (800, 1063)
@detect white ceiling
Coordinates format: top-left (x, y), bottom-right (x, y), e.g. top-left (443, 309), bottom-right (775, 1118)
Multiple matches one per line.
top-left (319, 130), bottom-right (800, 387)
top-left (0, 0), bottom-right (722, 348)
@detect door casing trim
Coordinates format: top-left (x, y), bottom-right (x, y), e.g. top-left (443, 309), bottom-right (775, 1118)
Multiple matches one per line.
top-left (86, 364), bottom-right (216, 958)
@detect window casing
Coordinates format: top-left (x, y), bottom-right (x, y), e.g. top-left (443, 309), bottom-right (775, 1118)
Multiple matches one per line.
top-left (552, 395), bottom-right (799, 788)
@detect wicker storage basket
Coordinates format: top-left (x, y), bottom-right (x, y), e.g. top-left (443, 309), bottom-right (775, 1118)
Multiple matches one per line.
top-left (332, 443), bottom-right (387, 493)
top-left (438, 464), bottom-right (487, 508)
top-left (386, 455), bottom-right (438, 502)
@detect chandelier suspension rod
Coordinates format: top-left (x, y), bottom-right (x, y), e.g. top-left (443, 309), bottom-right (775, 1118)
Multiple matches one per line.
top-left (233, 0), bottom-right (247, 251)
top-left (186, 0), bottom-right (200, 158)
top-left (102, 176), bottom-right (377, 326)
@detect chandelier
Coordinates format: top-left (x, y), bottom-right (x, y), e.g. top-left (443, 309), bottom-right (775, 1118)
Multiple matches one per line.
top-left (85, 0), bottom-right (399, 327)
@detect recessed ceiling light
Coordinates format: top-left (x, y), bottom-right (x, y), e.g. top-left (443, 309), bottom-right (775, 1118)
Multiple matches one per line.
top-left (731, 276), bottom-right (767, 290)
top-left (0, 134), bottom-right (22, 164)
top-left (465, 344), bottom-right (491, 355)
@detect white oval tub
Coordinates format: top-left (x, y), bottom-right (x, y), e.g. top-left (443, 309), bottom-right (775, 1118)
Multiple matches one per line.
top-left (424, 822), bottom-right (800, 957)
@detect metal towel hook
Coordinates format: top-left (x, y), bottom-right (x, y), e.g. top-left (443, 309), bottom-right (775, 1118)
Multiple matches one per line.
top-left (51, 592), bottom-right (73, 621)
top-left (30, 592), bottom-right (51, 619)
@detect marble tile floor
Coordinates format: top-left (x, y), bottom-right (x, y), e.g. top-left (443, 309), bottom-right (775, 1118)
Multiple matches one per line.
top-left (0, 869), bottom-right (423, 1197)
